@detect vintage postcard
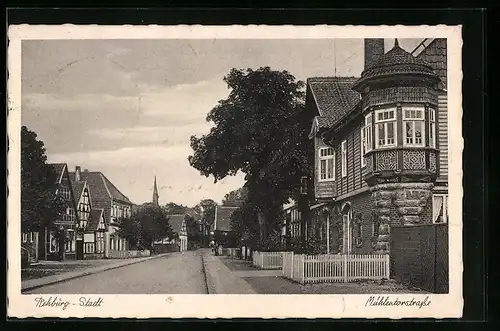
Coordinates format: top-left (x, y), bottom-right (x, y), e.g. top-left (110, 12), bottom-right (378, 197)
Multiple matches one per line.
top-left (7, 24), bottom-right (463, 319)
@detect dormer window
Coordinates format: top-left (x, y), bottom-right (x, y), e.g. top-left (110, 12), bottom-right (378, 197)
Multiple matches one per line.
top-left (403, 106), bottom-right (425, 147)
top-left (318, 147), bottom-right (335, 181)
top-left (375, 108), bottom-right (396, 148)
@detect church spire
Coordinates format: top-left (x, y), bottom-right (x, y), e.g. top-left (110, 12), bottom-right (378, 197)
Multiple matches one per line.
top-left (153, 176), bottom-right (159, 206)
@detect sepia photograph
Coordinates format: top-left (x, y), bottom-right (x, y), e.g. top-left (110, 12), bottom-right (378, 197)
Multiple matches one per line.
top-left (7, 25), bottom-right (463, 318)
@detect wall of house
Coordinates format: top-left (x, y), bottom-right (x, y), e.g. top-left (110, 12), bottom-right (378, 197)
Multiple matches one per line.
top-left (334, 191), bottom-right (375, 254)
top-left (437, 92), bottom-right (448, 182)
top-left (415, 38), bottom-right (448, 183)
top-left (334, 120), bottom-right (369, 198)
top-left (314, 137), bottom-right (337, 199)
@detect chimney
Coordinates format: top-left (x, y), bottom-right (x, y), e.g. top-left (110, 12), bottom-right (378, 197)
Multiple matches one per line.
top-left (364, 39), bottom-right (385, 69)
top-left (75, 166), bottom-right (81, 182)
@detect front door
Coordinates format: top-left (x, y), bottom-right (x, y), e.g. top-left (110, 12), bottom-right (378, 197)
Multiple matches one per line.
top-left (76, 232), bottom-right (84, 259)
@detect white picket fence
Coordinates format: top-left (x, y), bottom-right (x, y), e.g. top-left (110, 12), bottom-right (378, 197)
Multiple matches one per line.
top-left (252, 251), bottom-right (284, 270)
top-left (282, 252), bottom-right (390, 284)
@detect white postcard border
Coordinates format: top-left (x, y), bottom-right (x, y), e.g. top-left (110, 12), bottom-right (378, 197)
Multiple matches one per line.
top-left (7, 24), bottom-right (463, 319)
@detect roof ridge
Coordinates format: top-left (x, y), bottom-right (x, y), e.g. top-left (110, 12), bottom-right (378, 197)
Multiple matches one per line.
top-left (308, 76), bottom-right (359, 81)
top-left (99, 173), bottom-right (113, 199)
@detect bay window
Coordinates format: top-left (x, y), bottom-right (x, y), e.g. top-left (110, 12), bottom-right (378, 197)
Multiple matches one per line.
top-left (429, 108), bottom-right (436, 148)
top-left (341, 140), bottom-right (347, 177)
top-left (318, 147), bottom-right (335, 181)
top-left (403, 107), bottom-right (425, 146)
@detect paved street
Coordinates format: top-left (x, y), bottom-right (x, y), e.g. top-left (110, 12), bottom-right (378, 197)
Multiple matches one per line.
top-left (24, 251), bottom-right (208, 294)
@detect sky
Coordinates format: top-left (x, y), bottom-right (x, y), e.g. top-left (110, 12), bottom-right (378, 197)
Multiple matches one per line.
top-left (21, 38), bottom-right (422, 207)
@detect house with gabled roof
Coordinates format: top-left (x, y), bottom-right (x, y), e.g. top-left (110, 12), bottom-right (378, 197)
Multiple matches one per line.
top-left (213, 205), bottom-right (239, 247)
top-left (22, 163), bottom-right (80, 261)
top-left (301, 38), bottom-right (448, 293)
top-left (69, 166), bottom-right (133, 257)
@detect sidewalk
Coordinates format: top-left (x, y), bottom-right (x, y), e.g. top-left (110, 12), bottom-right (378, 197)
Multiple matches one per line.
top-left (219, 256), bottom-right (427, 294)
top-left (21, 253), bottom-right (168, 292)
top-left (201, 250), bottom-right (256, 294)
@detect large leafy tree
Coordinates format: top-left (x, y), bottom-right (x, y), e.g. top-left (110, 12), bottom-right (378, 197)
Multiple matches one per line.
top-left (222, 187), bottom-right (247, 206)
top-left (118, 203), bottom-right (173, 250)
top-left (195, 199), bottom-right (217, 229)
top-left (189, 67), bottom-right (313, 243)
top-left (21, 126), bottom-right (66, 232)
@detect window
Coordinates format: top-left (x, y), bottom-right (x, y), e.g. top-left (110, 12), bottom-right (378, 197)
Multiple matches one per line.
top-left (59, 186), bottom-right (71, 200)
top-left (360, 127), bottom-right (366, 167)
top-left (429, 108), bottom-right (436, 148)
top-left (85, 242), bottom-right (95, 254)
top-left (65, 230), bottom-right (75, 252)
top-left (49, 231), bottom-right (58, 253)
top-left (354, 220), bottom-right (363, 247)
top-left (364, 113), bottom-right (373, 152)
top-left (318, 147), bottom-right (335, 181)
top-left (341, 140), bottom-right (347, 177)
top-left (375, 109), bottom-right (397, 148)
top-left (22, 233), bottom-right (27, 243)
top-left (29, 232), bottom-right (34, 243)
top-left (403, 107), bottom-right (425, 146)
top-left (96, 232), bottom-right (105, 253)
top-left (433, 194), bottom-right (448, 223)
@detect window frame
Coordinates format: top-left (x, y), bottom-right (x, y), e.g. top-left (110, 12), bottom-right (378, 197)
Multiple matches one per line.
top-left (360, 127), bottom-right (366, 167)
top-left (364, 113), bottom-right (374, 153)
top-left (403, 106), bottom-right (426, 147)
top-left (429, 108), bottom-right (436, 148)
top-left (341, 140), bottom-right (347, 178)
top-left (374, 108), bottom-right (397, 148)
top-left (433, 194), bottom-right (449, 224)
top-left (318, 147), bottom-right (336, 182)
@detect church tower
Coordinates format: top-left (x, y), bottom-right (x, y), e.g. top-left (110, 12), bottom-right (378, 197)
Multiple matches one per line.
top-left (152, 176), bottom-right (159, 206)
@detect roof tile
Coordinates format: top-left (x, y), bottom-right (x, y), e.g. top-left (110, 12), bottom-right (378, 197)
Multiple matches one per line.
top-left (307, 77), bottom-right (360, 129)
top-left (215, 206), bottom-right (239, 232)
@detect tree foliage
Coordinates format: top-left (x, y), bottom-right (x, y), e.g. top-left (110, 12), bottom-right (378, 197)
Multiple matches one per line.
top-left (195, 199), bottom-right (218, 230)
top-left (189, 67), bottom-right (313, 243)
top-left (163, 202), bottom-right (187, 215)
top-left (21, 126), bottom-right (66, 232)
top-left (118, 203), bottom-right (173, 250)
top-left (222, 187), bottom-right (247, 206)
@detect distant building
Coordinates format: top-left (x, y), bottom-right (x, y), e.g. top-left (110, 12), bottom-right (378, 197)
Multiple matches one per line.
top-left (213, 205), bottom-right (239, 247)
top-left (154, 214), bottom-right (188, 252)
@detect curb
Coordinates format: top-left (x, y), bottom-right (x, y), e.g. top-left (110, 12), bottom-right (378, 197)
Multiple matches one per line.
top-left (21, 253), bottom-right (169, 292)
top-left (201, 253), bottom-right (217, 294)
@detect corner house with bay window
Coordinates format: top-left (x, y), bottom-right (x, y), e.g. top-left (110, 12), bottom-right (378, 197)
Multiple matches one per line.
top-left (306, 38), bottom-right (449, 260)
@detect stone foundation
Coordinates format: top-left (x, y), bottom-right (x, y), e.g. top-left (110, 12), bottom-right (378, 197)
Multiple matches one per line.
top-left (394, 183), bottom-right (434, 225)
top-left (370, 182), bottom-right (433, 254)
